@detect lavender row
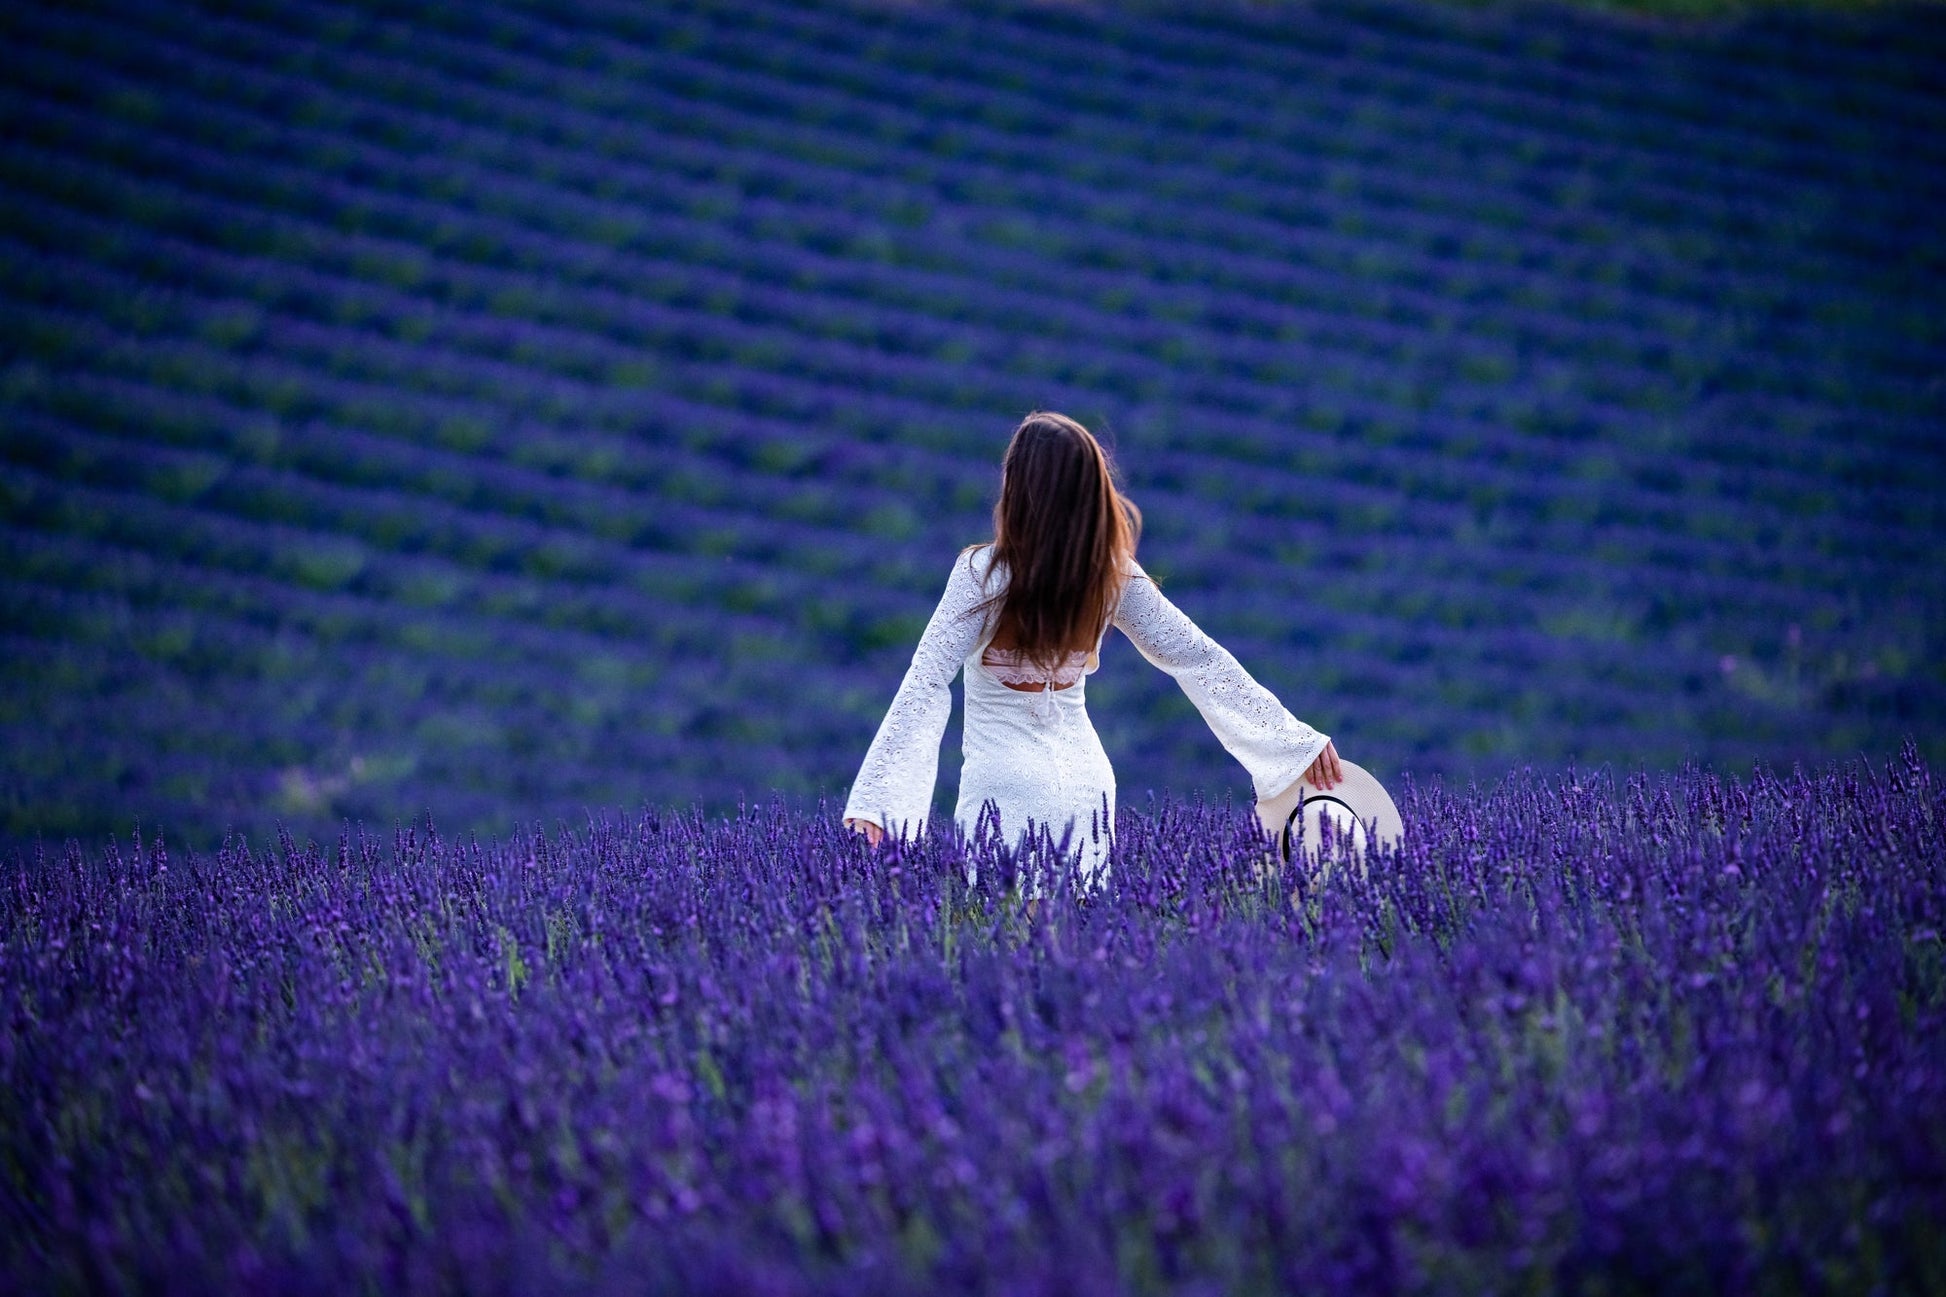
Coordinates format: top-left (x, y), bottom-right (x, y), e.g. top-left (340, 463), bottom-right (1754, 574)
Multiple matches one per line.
top-left (7, 264), bottom-right (1932, 609)
top-left (8, 68), bottom-right (1868, 416)
top-left (0, 524), bottom-right (874, 702)
top-left (11, 278), bottom-right (1930, 693)
top-left (0, 622), bottom-right (782, 847)
top-left (0, 363), bottom-right (977, 602)
top-left (4, 756), bottom-right (1940, 1290)
top-left (877, 0), bottom-right (1944, 168)
top-left (0, 170), bottom-right (1784, 512)
top-left (1138, 1), bottom-right (1945, 186)
top-left (0, 452), bottom-right (1725, 706)
top-left (4, 493), bottom-right (1919, 850)
top-left (20, 0), bottom-right (1915, 374)
top-left (11, 233), bottom-right (1930, 650)
top-left (0, 550), bottom-right (882, 840)
top-left (9, 453), bottom-right (1856, 722)
top-left (8, 198), bottom-right (1932, 565)
top-left (7, 80), bottom-right (1933, 450)
top-left (11, 60), bottom-right (1930, 453)
top-left (230, 0), bottom-right (1938, 270)
top-left (111, 0), bottom-right (1841, 268)
top-left (0, 446), bottom-right (933, 668)
top-left (13, 347), bottom-right (1915, 669)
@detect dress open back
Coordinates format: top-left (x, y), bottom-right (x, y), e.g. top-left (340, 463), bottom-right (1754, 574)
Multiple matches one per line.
top-left (842, 545), bottom-right (1330, 887)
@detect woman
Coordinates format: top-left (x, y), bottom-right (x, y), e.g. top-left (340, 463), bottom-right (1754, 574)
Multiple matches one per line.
top-left (842, 412), bottom-right (1342, 886)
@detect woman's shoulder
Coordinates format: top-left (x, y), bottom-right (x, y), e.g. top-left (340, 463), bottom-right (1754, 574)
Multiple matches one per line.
top-left (957, 542), bottom-right (1000, 580)
top-left (1107, 558), bottom-right (1153, 621)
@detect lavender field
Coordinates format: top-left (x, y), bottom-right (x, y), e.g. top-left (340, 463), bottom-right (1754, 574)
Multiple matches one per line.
top-left (5, 751), bottom-right (1943, 1292)
top-left (2, 0), bottom-right (1943, 849)
top-left (3, 2), bottom-right (1944, 1288)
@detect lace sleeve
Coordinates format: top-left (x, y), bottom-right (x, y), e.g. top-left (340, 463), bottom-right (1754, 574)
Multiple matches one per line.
top-left (841, 548), bottom-right (993, 836)
top-left (1113, 563), bottom-right (1330, 803)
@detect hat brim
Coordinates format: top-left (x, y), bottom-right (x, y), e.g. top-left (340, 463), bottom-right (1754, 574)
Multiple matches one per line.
top-left (1255, 758), bottom-right (1404, 860)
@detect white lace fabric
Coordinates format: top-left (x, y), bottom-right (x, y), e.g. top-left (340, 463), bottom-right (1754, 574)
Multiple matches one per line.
top-left (979, 645), bottom-right (1092, 690)
top-left (842, 546), bottom-right (1329, 883)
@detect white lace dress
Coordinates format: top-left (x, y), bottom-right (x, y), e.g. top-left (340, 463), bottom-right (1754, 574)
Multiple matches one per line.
top-left (843, 545), bottom-right (1330, 886)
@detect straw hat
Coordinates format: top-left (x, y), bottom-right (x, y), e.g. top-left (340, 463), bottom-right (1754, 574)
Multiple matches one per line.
top-left (1255, 758), bottom-right (1404, 862)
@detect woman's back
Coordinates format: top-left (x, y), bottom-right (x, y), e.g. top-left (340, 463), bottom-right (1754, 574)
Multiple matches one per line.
top-left (843, 533), bottom-right (1336, 889)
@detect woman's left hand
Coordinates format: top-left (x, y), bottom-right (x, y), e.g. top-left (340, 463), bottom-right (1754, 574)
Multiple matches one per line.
top-left (1302, 740), bottom-right (1343, 790)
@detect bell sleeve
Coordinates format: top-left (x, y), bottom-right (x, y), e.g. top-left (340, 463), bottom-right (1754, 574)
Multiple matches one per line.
top-left (1113, 562), bottom-right (1330, 803)
top-left (841, 548), bottom-right (993, 838)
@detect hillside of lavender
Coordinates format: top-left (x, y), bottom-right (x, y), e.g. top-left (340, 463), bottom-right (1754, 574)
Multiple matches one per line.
top-left (4, 751), bottom-right (1942, 1292)
top-left (0, 0), bottom-right (1941, 849)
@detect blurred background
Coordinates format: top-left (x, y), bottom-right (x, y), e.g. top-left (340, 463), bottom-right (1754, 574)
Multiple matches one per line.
top-left (1, 0), bottom-right (1941, 850)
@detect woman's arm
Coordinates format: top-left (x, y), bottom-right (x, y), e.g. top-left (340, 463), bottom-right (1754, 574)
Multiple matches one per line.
top-left (1113, 564), bottom-right (1335, 801)
top-left (841, 548), bottom-right (992, 841)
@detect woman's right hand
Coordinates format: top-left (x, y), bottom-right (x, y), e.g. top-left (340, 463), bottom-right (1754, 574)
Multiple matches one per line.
top-left (845, 817), bottom-right (885, 847)
top-left (1302, 740), bottom-right (1343, 791)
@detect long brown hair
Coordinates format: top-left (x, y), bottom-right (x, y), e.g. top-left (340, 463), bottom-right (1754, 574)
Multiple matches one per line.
top-left (972, 412), bottom-right (1141, 670)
